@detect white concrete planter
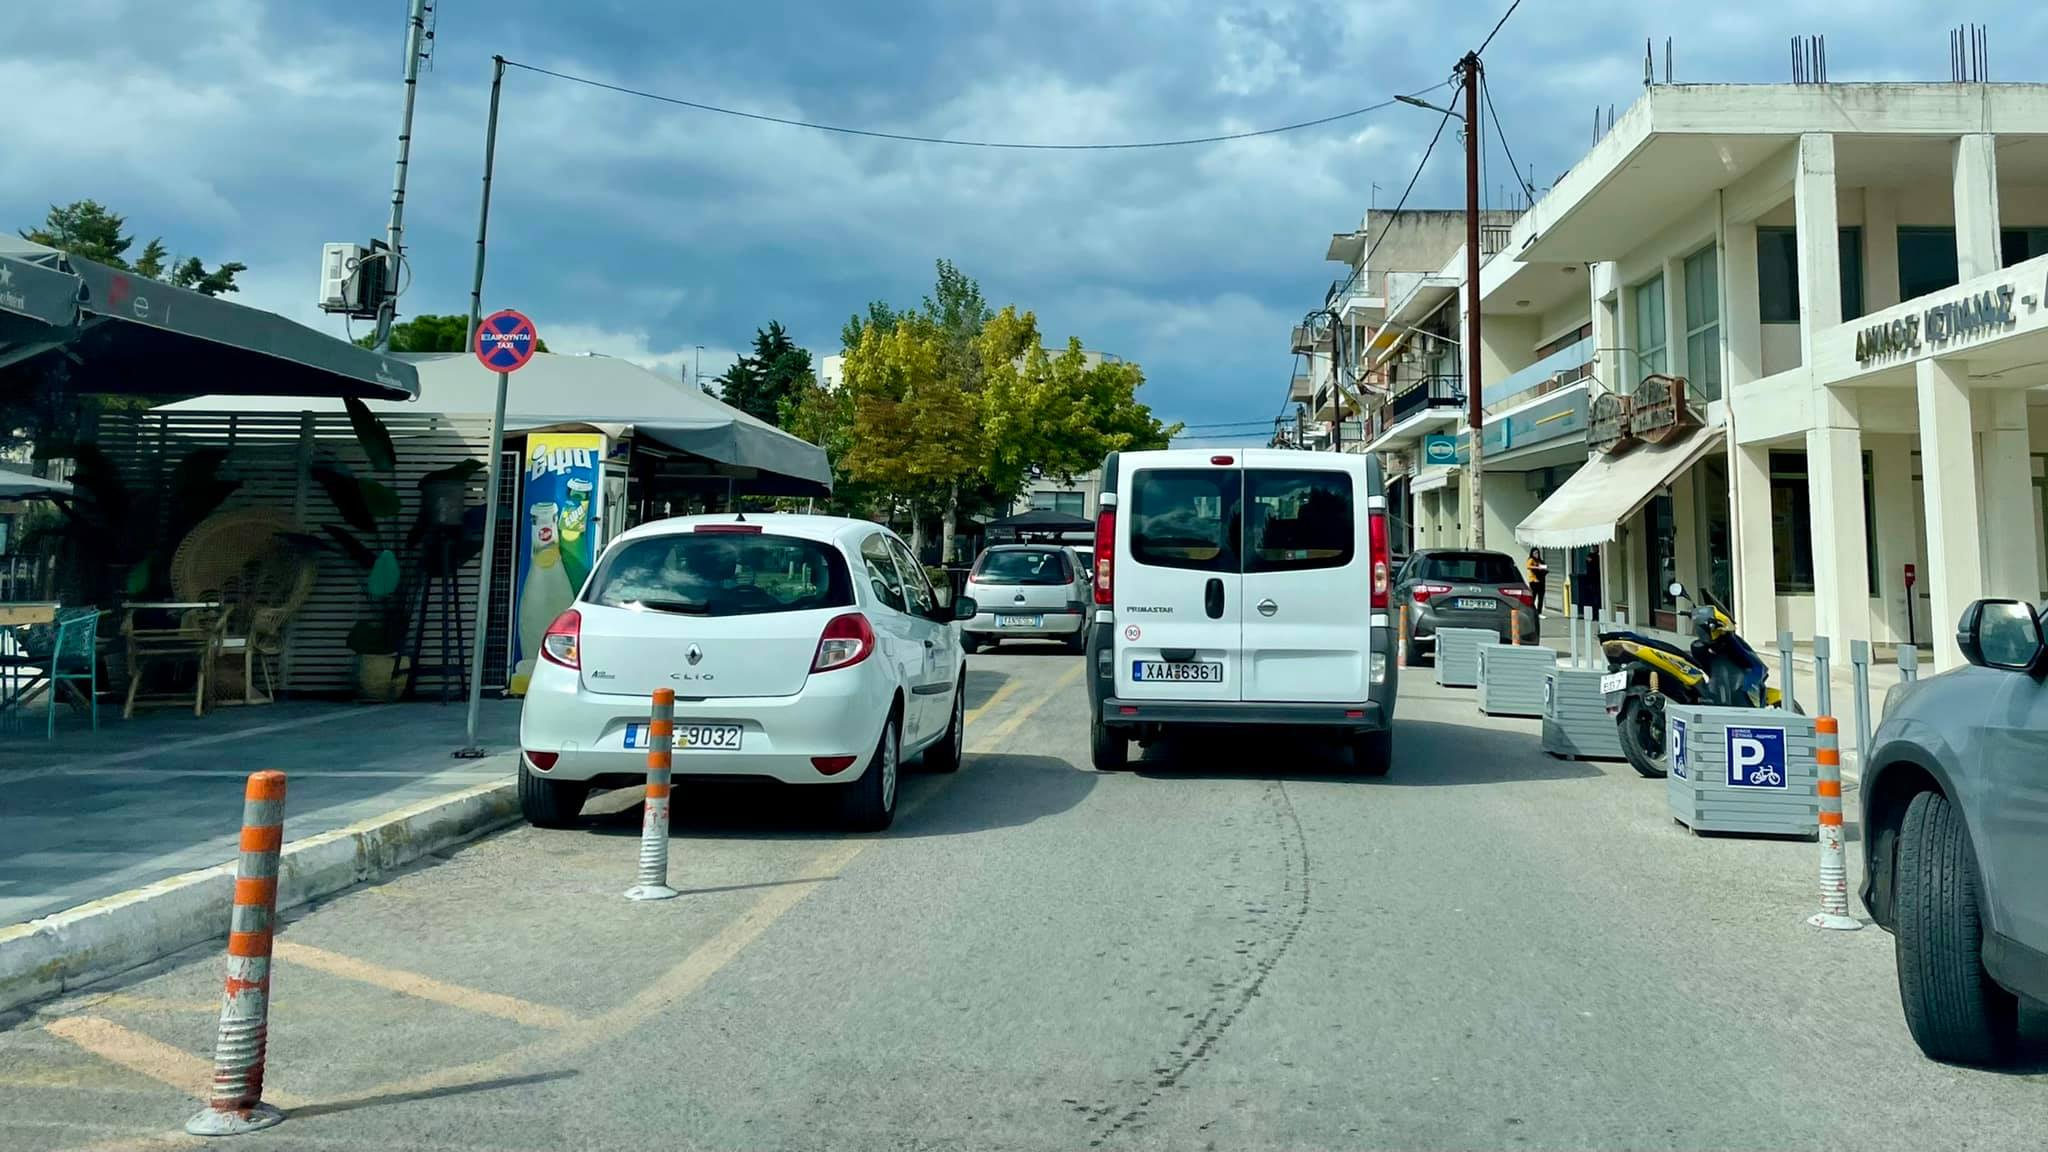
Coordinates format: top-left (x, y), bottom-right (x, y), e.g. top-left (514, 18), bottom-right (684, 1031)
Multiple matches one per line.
top-left (1541, 668), bottom-right (1626, 760)
top-left (1434, 627), bottom-right (1494, 688)
top-left (1666, 703), bottom-right (1820, 838)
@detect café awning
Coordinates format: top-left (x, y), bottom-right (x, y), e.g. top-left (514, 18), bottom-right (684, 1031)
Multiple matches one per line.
top-left (1515, 425), bottom-right (1723, 549)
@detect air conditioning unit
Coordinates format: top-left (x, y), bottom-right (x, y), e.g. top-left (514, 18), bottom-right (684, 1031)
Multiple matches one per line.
top-left (317, 242), bottom-right (385, 316)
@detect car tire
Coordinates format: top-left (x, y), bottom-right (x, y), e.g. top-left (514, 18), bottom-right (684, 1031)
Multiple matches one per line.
top-left (518, 764), bottom-right (588, 829)
top-left (1893, 789), bottom-right (2019, 1066)
top-left (1064, 630), bottom-right (1087, 654)
top-left (838, 711), bottom-right (900, 832)
top-left (962, 634), bottom-right (981, 655)
top-left (1352, 728), bottom-right (1393, 777)
top-left (1090, 710), bottom-right (1129, 772)
top-left (923, 676), bottom-right (966, 774)
top-left (1618, 695), bottom-right (1669, 779)
top-left (1403, 632), bottom-right (1423, 668)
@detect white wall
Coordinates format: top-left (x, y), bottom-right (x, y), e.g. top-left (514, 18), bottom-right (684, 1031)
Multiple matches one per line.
top-left (1761, 324), bottom-right (1802, 375)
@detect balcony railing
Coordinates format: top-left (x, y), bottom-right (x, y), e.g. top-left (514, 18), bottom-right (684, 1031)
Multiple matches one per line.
top-left (1387, 375), bottom-right (1465, 425)
top-left (1480, 225), bottom-right (1513, 256)
top-left (1481, 335), bottom-right (1595, 415)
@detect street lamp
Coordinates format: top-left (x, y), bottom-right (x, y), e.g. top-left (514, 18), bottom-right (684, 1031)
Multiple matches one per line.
top-left (694, 345), bottom-right (705, 391)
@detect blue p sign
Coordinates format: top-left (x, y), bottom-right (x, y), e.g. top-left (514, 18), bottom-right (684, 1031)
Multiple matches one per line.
top-left (1726, 725), bottom-right (1786, 789)
top-left (1671, 717), bottom-right (1688, 779)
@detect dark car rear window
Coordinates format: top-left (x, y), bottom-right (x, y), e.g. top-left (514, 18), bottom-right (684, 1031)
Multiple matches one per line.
top-left (973, 549), bottom-right (1071, 585)
top-left (1417, 551), bottom-right (1522, 585)
top-left (588, 532), bottom-right (854, 617)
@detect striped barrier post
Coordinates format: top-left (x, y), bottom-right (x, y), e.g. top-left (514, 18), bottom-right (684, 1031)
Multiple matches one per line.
top-left (1510, 608), bottom-right (1522, 646)
top-left (1807, 716), bottom-right (1862, 931)
top-left (1396, 604), bottom-right (1408, 669)
top-left (185, 771), bottom-right (288, 1136)
top-left (625, 688), bottom-right (680, 902)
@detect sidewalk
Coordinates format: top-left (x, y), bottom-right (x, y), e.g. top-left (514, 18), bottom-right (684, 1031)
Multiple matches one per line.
top-left (0, 698), bottom-right (522, 927)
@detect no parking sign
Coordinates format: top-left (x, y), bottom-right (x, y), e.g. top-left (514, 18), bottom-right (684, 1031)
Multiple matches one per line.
top-left (1726, 725), bottom-right (1787, 789)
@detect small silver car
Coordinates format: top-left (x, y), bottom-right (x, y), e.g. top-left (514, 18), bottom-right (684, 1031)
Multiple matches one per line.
top-left (962, 545), bottom-right (1089, 653)
top-left (1861, 597), bottom-right (2048, 1066)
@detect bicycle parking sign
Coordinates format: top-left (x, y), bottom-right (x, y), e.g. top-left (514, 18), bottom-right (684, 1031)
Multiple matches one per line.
top-left (1670, 717), bottom-right (1687, 780)
top-left (1726, 725), bottom-right (1786, 789)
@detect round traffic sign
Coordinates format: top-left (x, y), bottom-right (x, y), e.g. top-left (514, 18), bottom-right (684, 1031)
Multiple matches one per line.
top-left (474, 309), bottom-right (540, 373)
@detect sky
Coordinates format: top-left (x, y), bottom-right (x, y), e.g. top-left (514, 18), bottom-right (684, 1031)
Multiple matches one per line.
top-left (5, 0), bottom-right (2043, 443)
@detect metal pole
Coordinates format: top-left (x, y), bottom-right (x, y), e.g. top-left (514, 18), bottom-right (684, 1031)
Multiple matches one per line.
top-left (456, 57), bottom-right (506, 757)
top-left (1813, 635), bottom-right (1832, 719)
top-left (1779, 629), bottom-right (1797, 712)
top-left (372, 0), bottom-right (431, 352)
top-left (1461, 52), bottom-right (1486, 549)
top-left (459, 372), bottom-right (510, 756)
top-left (694, 345), bottom-right (704, 392)
top-left (1898, 643), bottom-right (1919, 683)
top-left (465, 56), bottom-right (505, 351)
top-left (1850, 639), bottom-right (1872, 770)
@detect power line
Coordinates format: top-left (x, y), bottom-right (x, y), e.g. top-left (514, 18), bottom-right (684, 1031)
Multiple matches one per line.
top-left (1477, 0), bottom-right (1524, 57)
top-left (1482, 73), bottom-right (1537, 204)
top-left (503, 59), bottom-right (1450, 152)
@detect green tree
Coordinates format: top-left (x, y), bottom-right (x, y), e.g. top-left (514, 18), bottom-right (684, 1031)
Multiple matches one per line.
top-left (353, 313), bottom-right (550, 354)
top-left (22, 199), bottom-right (245, 296)
top-left (718, 321), bottom-right (813, 426)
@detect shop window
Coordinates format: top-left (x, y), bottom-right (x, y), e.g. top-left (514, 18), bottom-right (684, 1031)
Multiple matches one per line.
top-left (1769, 450), bottom-right (1878, 595)
top-left (1757, 228), bottom-right (1866, 324)
top-left (1632, 274), bottom-right (1667, 381)
top-left (1682, 246), bottom-right (1721, 400)
top-left (1898, 227), bottom-right (1960, 302)
top-left (1028, 490), bottom-right (1086, 517)
top-left (1645, 494), bottom-right (1678, 613)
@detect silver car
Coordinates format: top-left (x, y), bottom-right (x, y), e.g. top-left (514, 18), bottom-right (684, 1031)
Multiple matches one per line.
top-left (1860, 597), bottom-right (2048, 1066)
top-left (962, 545), bottom-right (1089, 653)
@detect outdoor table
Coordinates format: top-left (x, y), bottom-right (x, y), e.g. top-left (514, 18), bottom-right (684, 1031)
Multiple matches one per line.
top-left (1, 602), bottom-right (61, 717)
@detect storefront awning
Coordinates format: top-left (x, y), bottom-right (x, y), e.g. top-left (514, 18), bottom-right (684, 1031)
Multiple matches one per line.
top-left (1514, 425), bottom-right (1722, 549)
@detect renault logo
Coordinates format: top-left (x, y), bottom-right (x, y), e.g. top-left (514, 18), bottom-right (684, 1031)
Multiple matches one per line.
top-left (686, 644), bottom-right (703, 666)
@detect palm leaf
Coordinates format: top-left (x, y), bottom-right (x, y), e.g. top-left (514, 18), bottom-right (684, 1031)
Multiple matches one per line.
top-left (344, 396), bottom-right (397, 473)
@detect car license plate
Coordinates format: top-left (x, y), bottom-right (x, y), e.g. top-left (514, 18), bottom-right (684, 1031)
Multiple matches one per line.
top-left (1600, 671), bottom-right (1629, 695)
top-left (998, 615), bottom-right (1042, 627)
top-left (1455, 597), bottom-right (1495, 610)
top-left (1133, 660), bottom-right (1223, 683)
top-left (624, 722), bottom-right (743, 751)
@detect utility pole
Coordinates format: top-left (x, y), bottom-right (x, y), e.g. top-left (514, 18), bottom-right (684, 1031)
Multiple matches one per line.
top-left (1329, 323), bottom-right (1343, 453)
top-left (1460, 51), bottom-right (1486, 549)
top-left (455, 54), bottom-right (506, 759)
top-left (695, 345), bottom-right (706, 392)
top-left (373, 0), bottom-right (432, 352)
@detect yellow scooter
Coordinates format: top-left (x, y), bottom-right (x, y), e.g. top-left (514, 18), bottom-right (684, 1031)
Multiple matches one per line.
top-left (1600, 581), bottom-right (1789, 778)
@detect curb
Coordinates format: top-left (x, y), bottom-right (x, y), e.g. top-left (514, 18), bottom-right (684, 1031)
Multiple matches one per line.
top-left (0, 777), bottom-right (520, 1016)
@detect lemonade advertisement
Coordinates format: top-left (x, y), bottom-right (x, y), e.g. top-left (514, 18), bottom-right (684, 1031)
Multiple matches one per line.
top-left (509, 432), bottom-right (604, 694)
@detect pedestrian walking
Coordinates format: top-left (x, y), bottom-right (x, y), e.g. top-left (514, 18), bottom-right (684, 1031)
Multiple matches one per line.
top-left (1525, 548), bottom-right (1549, 613)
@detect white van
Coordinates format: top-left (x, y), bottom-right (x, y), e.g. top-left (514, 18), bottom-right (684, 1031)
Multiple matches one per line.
top-left (1083, 449), bottom-right (1398, 773)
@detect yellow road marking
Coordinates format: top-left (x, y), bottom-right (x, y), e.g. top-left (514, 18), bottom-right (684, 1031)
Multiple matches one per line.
top-left (963, 675), bottom-right (1025, 725)
top-left (969, 663), bottom-right (1082, 753)
top-left (272, 941), bottom-right (580, 1031)
top-left (41, 1015), bottom-right (305, 1109)
top-left (297, 662), bottom-right (1080, 1109)
top-left (77, 994), bottom-right (220, 1015)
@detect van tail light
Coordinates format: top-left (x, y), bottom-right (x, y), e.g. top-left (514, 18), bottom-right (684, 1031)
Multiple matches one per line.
top-left (1368, 510), bottom-right (1390, 610)
top-left (1413, 582), bottom-right (1452, 604)
top-left (812, 611), bottom-right (876, 673)
top-left (1502, 586), bottom-right (1535, 607)
top-left (541, 609), bottom-right (581, 669)
top-left (1093, 507), bottom-right (1116, 606)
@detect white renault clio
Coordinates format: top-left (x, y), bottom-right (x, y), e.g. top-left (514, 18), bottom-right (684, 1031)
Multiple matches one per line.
top-left (518, 514), bottom-right (976, 831)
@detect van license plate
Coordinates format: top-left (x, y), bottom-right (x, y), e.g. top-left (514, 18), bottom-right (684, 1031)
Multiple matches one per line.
top-left (1599, 672), bottom-right (1629, 695)
top-left (1133, 660), bottom-right (1223, 683)
top-left (624, 722), bottom-right (743, 751)
top-left (1455, 597), bottom-right (1495, 610)
top-left (998, 615), bottom-right (1042, 627)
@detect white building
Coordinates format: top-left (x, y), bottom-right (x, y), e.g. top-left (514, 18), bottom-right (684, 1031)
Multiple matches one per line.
top-left (1385, 81), bottom-right (2048, 670)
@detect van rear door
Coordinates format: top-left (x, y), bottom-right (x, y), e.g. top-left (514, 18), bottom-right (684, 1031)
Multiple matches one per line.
top-left (1239, 459), bottom-right (1374, 703)
top-left (1112, 459), bottom-right (1242, 702)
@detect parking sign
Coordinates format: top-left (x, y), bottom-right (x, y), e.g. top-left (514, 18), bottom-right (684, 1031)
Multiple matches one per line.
top-left (1726, 725), bottom-right (1787, 789)
top-left (1670, 717), bottom-right (1687, 779)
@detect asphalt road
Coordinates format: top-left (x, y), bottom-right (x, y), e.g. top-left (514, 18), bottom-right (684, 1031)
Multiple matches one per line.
top-left (3, 647), bottom-right (2045, 1151)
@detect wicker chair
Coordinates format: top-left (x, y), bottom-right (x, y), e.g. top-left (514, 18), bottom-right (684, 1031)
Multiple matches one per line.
top-left (167, 508), bottom-right (319, 707)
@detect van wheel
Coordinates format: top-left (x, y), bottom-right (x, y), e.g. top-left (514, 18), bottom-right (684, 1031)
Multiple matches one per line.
top-left (1090, 711), bottom-right (1129, 772)
top-left (1353, 728), bottom-right (1393, 777)
top-left (1894, 789), bottom-right (2018, 1066)
top-left (518, 764), bottom-right (588, 829)
top-left (838, 713), bottom-right (899, 831)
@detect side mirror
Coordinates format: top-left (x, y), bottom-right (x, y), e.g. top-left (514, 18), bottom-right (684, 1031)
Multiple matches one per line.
top-left (952, 596), bottom-right (978, 622)
top-left (1668, 581), bottom-right (1688, 601)
top-left (1957, 598), bottom-right (2045, 672)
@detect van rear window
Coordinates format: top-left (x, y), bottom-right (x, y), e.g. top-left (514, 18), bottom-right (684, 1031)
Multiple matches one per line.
top-left (1130, 469), bottom-right (1239, 573)
top-left (1245, 470), bottom-right (1353, 573)
top-left (589, 533), bottom-right (853, 617)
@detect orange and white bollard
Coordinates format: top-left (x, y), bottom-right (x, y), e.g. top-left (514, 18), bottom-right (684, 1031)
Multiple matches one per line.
top-left (1808, 715), bottom-right (1862, 931)
top-left (1510, 609), bottom-right (1522, 647)
top-left (625, 688), bottom-right (680, 901)
top-left (186, 771), bottom-right (288, 1136)
top-left (1396, 604), bottom-right (1409, 669)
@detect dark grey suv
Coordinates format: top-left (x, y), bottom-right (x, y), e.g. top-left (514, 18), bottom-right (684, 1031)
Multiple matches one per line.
top-left (1860, 598), bottom-right (2048, 1066)
top-left (1392, 549), bottom-right (1539, 663)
